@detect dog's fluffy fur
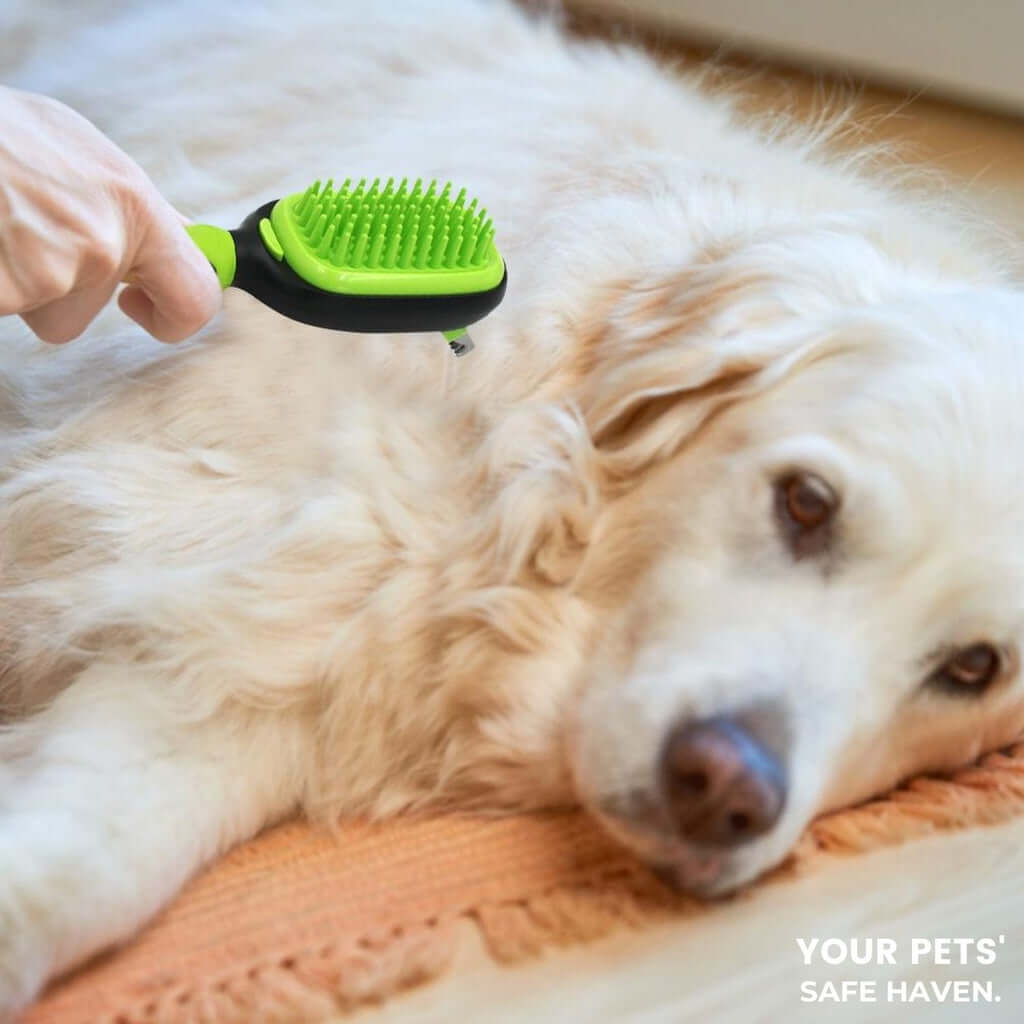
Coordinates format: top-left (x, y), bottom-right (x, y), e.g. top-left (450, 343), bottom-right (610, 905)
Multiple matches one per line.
top-left (3, 0), bottom-right (1024, 1011)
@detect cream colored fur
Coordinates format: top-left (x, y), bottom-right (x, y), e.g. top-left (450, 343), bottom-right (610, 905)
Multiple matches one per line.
top-left (2, 0), bottom-right (1024, 1014)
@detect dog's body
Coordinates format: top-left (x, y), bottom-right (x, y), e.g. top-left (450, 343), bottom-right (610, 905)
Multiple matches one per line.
top-left (4, 0), bottom-right (1024, 1012)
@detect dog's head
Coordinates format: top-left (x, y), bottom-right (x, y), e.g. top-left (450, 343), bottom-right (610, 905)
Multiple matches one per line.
top-left (548, 229), bottom-right (1024, 895)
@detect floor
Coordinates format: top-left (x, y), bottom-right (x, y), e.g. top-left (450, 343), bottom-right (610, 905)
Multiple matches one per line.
top-left (347, 15), bottom-right (1024, 1024)
top-left (356, 821), bottom-right (1024, 1023)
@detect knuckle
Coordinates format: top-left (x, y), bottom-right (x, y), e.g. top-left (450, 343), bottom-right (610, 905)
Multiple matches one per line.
top-left (86, 236), bottom-right (122, 280)
top-left (25, 261), bottom-right (75, 306)
top-left (107, 160), bottom-right (153, 214)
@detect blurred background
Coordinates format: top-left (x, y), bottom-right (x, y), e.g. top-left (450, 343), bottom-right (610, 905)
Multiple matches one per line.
top-left (575, 0), bottom-right (1024, 111)
top-left (565, 0), bottom-right (1024, 235)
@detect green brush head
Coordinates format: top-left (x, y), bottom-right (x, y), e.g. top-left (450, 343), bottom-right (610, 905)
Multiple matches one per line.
top-left (265, 177), bottom-right (504, 296)
top-left (185, 176), bottom-right (508, 342)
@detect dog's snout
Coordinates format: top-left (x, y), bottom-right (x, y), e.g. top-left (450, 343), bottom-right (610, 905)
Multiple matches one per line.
top-left (659, 714), bottom-right (786, 847)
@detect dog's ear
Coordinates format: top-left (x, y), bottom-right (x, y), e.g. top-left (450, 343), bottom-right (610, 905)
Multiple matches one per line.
top-left (455, 402), bottom-right (602, 591)
top-left (456, 242), bottom-right (854, 593)
top-left (572, 252), bottom-right (833, 481)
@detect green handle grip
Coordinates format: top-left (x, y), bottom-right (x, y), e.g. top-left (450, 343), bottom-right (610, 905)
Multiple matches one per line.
top-left (186, 224), bottom-right (237, 289)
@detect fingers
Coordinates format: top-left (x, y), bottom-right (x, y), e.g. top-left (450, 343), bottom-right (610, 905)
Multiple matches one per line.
top-left (15, 208), bottom-right (220, 345)
top-left (117, 281), bottom-right (215, 343)
top-left (17, 212), bottom-right (221, 345)
top-left (21, 280), bottom-right (119, 344)
top-left (0, 86), bottom-right (222, 345)
top-left (120, 196), bottom-right (222, 342)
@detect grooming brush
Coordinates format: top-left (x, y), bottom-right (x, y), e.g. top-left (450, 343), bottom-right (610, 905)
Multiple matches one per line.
top-left (186, 177), bottom-right (506, 356)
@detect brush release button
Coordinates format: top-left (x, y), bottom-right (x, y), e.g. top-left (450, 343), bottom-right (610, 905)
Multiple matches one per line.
top-left (258, 217), bottom-right (284, 261)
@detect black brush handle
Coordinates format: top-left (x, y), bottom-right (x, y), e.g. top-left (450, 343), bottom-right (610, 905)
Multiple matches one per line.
top-left (229, 202), bottom-right (507, 335)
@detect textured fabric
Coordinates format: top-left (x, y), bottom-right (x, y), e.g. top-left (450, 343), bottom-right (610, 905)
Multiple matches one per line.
top-left (25, 743), bottom-right (1024, 1023)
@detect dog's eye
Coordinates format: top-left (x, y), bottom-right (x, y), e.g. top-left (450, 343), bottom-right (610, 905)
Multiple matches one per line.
top-left (930, 644), bottom-right (1001, 695)
top-left (775, 473), bottom-right (837, 557)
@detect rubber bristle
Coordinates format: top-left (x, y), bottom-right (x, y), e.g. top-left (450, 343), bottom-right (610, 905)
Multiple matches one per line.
top-left (288, 177), bottom-right (498, 272)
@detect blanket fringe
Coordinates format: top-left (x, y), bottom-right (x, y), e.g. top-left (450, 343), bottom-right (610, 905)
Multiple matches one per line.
top-left (48, 742), bottom-right (1024, 1024)
top-left (95, 919), bottom-right (459, 1024)
top-left (472, 870), bottom-right (697, 964)
top-left (797, 742), bottom-right (1024, 857)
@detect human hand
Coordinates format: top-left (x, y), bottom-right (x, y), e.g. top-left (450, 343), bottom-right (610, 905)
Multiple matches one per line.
top-left (0, 85), bottom-right (221, 343)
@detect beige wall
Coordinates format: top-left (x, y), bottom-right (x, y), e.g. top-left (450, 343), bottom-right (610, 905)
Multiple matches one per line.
top-left (577, 0), bottom-right (1024, 113)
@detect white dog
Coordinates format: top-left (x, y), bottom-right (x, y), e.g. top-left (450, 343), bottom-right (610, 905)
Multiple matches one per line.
top-left (3, 0), bottom-right (1024, 1014)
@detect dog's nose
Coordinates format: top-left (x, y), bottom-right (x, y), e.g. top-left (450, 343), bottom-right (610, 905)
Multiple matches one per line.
top-left (659, 714), bottom-right (786, 847)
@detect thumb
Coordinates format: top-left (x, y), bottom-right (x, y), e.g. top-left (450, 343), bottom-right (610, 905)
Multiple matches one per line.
top-left (122, 203), bottom-right (222, 342)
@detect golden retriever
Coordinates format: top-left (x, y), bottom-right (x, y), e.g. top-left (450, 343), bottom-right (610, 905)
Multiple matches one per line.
top-left (3, 0), bottom-right (1024, 1013)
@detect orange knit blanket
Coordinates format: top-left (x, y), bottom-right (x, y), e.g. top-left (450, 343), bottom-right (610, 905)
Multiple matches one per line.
top-left (25, 743), bottom-right (1024, 1024)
